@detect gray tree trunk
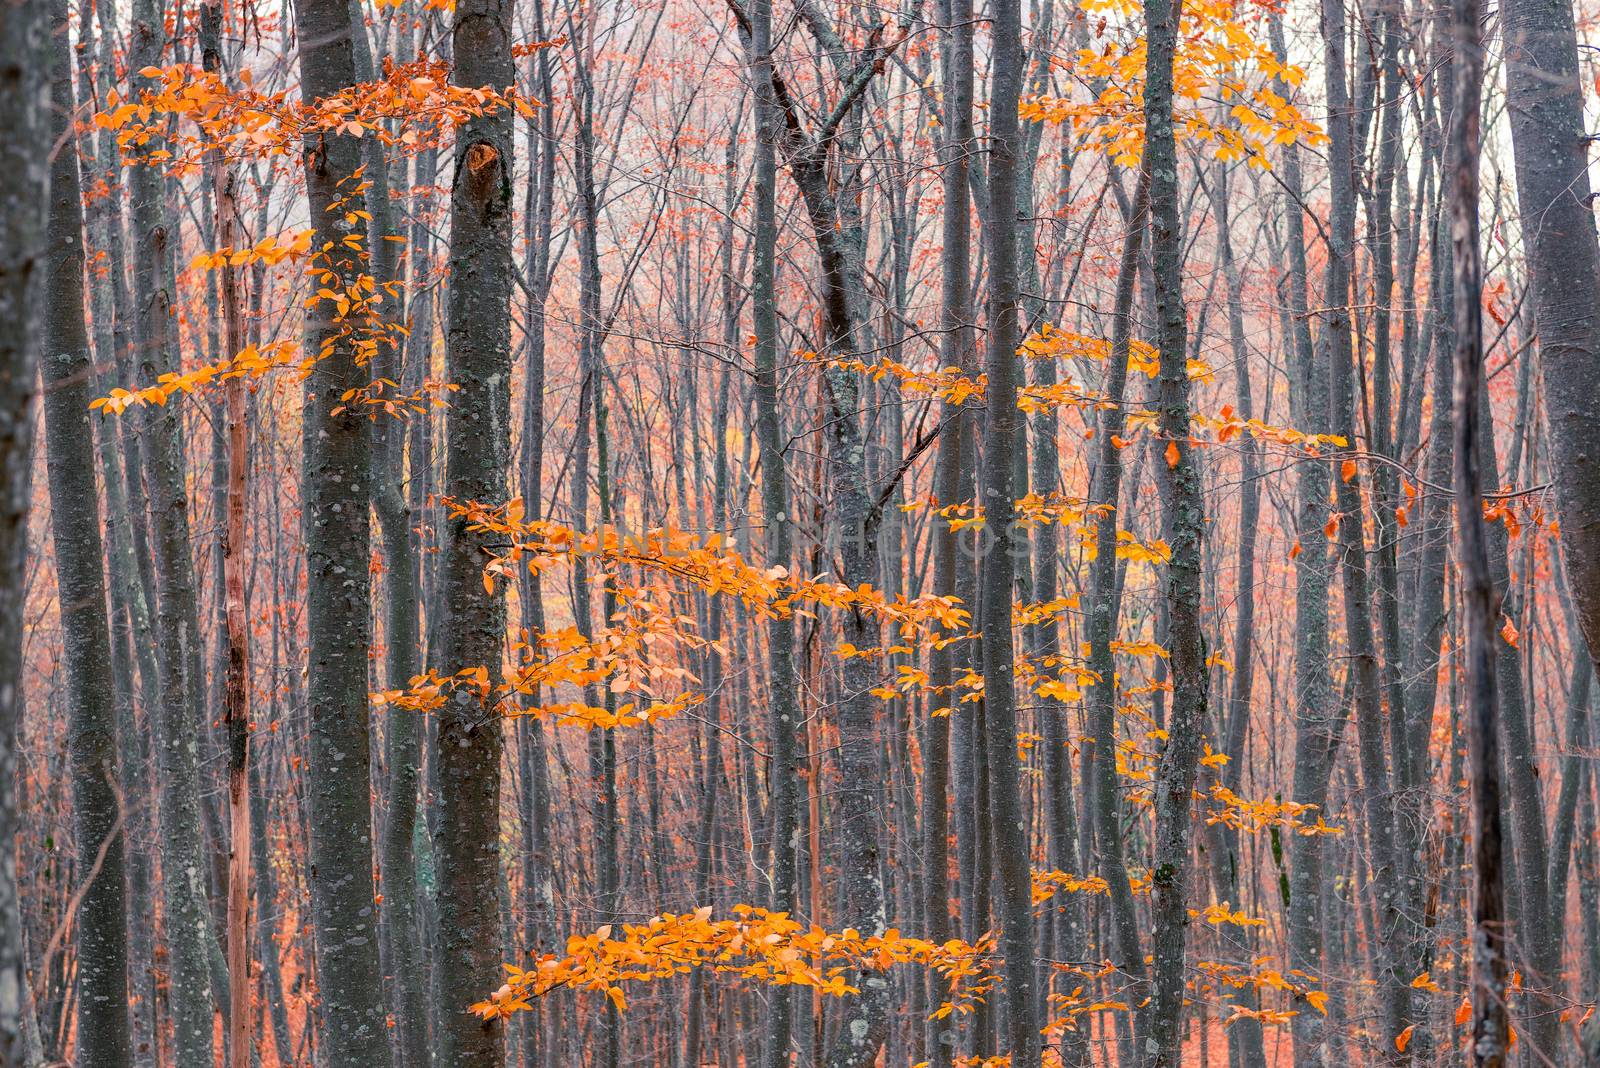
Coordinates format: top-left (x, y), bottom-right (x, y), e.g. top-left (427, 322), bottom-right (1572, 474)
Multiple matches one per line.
top-left (432, 0), bottom-right (514, 1058)
top-left (0, 4), bottom-right (46, 1061)
top-left (43, 12), bottom-right (132, 1062)
top-left (1447, 0), bottom-right (1511, 1056)
top-left (922, 0), bottom-right (974, 1059)
top-left (1319, 0), bottom-right (1412, 1055)
top-left (1141, 0), bottom-right (1207, 1056)
top-left (127, 0), bottom-right (220, 1058)
top-left (289, 0), bottom-right (393, 1059)
top-left (978, 0), bottom-right (1040, 1060)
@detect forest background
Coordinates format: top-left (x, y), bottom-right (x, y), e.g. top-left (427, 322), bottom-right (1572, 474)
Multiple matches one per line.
top-left (0, 0), bottom-right (1595, 1059)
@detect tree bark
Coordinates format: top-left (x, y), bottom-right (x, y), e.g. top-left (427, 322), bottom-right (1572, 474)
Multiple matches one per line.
top-left (1084, 171), bottom-right (1151, 1067)
top-left (44, 12), bottom-right (131, 1062)
top-left (0, 3), bottom-right (47, 1061)
top-left (742, 4), bottom-right (802, 1064)
top-left (1319, 0), bottom-right (1412, 1055)
top-left (196, 3), bottom-right (253, 1061)
top-left (979, 0), bottom-right (1041, 1059)
top-left (290, 0), bottom-right (393, 1058)
top-left (1501, 0), bottom-right (1600, 715)
top-left (1448, 0), bottom-right (1510, 1057)
top-left (1142, 0), bottom-right (1208, 1057)
top-left (433, 0), bottom-right (514, 1057)
top-left (128, 0), bottom-right (220, 1057)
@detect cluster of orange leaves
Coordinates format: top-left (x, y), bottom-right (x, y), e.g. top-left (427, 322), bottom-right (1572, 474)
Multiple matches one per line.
top-left (1020, 0), bottom-right (1325, 169)
top-left (91, 339), bottom-right (301, 413)
top-left (897, 493), bottom-right (1171, 565)
top-left (375, 583), bottom-right (707, 730)
top-left (470, 905), bottom-right (998, 1022)
top-left (374, 497), bottom-right (973, 729)
top-left (95, 54), bottom-right (549, 170)
top-left (455, 497), bottom-right (967, 634)
top-left (1204, 784), bottom-right (1343, 837)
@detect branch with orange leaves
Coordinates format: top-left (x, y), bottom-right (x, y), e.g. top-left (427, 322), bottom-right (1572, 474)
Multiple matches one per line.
top-left (470, 905), bottom-right (998, 1022)
top-left (99, 53), bottom-right (556, 171)
top-left (373, 586), bottom-right (707, 730)
top-left (451, 497), bottom-right (971, 638)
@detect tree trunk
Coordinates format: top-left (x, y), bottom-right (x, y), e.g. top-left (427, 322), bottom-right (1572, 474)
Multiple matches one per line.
top-left (433, 0), bottom-right (514, 1058)
top-left (0, 2), bottom-right (47, 1061)
top-left (196, 4), bottom-right (253, 1061)
top-left (128, 0), bottom-right (220, 1057)
top-left (1319, 0), bottom-right (1412, 1055)
top-left (1502, 0), bottom-right (1600, 717)
top-left (1448, 0), bottom-right (1510, 1057)
top-left (44, 13), bottom-right (131, 1062)
top-left (979, 0), bottom-right (1040, 1060)
top-left (1142, 0), bottom-right (1207, 1057)
top-left (290, 0), bottom-right (393, 1058)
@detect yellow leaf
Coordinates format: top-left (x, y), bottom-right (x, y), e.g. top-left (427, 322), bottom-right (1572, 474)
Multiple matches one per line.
top-left (1306, 990), bottom-right (1328, 1016)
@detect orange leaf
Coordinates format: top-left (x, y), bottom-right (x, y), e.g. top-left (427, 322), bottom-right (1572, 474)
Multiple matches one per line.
top-left (1288, 540), bottom-right (1302, 560)
top-left (1324, 515), bottom-right (1340, 540)
top-left (1455, 998), bottom-right (1471, 1026)
top-left (1500, 616), bottom-right (1520, 649)
top-left (1165, 440), bottom-right (1180, 468)
top-left (1341, 459), bottom-right (1357, 483)
top-left (1395, 1024), bottom-right (1414, 1052)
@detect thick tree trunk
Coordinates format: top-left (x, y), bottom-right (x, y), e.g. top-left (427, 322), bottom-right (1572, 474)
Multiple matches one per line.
top-left (0, 4), bottom-right (47, 1062)
top-left (978, 0), bottom-right (1040, 1061)
top-left (44, 14), bottom-right (131, 1063)
top-left (1502, 0), bottom-right (1600, 718)
top-left (290, 0), bottom-right (393, 1059)
top-left (433, 0), bottom-right (514, 1058)
top-left (1499, 0), bottom-right (1600, 1052)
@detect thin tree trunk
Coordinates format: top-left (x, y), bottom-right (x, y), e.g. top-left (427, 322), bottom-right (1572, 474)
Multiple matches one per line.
top-left (1448, 1), bottom-right (1510, 1057)
top-left (922, 0), bottom-right (974, 1057)
top-left (1142, 0), bottom-right (1207, 1056)
top-left (1085, 171), bottom-right (1150, 1067)
top-left (127, 0), bottom-right (219, 1057)
top-left (1206, 158), bottom-right (1268, 1068)
top-left (743, 3), bottom-right (800, 1062)
top-left (196, 3), bottom-right (253, 1060)
top-left (1319, 0), bottom-right (1412, 1054)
